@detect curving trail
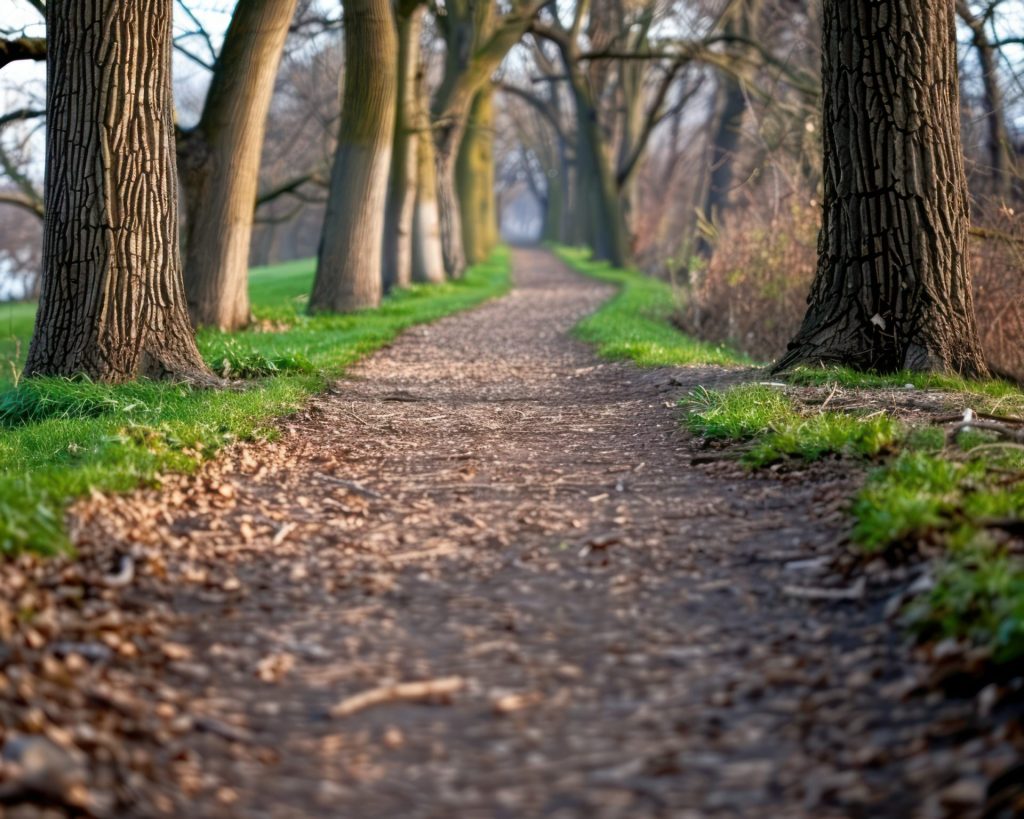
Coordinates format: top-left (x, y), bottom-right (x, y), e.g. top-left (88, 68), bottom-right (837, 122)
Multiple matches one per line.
top-left (17, 250), bottom-right (1008, 818)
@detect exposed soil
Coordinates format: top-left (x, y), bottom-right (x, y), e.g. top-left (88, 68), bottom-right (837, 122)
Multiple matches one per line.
top-left (0, 249), bottom-right (1019, 818)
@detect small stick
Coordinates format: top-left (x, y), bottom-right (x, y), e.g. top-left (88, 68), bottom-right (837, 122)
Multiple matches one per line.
top-left (314, 473), bottom-right (383, 499)
top-left (949, 420), bottom-right (1024, 443)
top-left (330, 676), bottom-right (466, 718)
top-left (932, 412), bottom-right (1024, 426)
top-left (782, 577), bottom-right (865, 601)
top-left (271, 522), bottom-right (297, 546)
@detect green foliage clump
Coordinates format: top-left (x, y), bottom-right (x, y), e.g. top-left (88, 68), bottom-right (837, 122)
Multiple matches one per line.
top-left (685, 384), bottom-right (901, 466)
top-left (908, 545), bottom-right (1024, 663)
top-left (0, 378), bottom-right (174, 426)
top-left (748, 412), bottom-right (899, 467)
top-left (853, 447), bottom-right (1024, 553)
top-left (685, 385), bottom-right (792, 440)
top-left (202, 338), bottom-right (315, 379)
top-left (0, 248), bottom-right (511, 554)
top-left (553, 246), bottom-right (749, 367)
top-left (785, 365), bottom-right (1024, 414)
top-left (852, 452), bottom-right (970, 551)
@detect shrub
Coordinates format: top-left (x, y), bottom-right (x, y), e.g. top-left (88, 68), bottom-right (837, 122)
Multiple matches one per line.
top-left (677, 198), bottom-right (817, 361)
top-left (970, 206), bottom-right (1024, 383)
top-left (677, 198), bottom-right (1024, 380)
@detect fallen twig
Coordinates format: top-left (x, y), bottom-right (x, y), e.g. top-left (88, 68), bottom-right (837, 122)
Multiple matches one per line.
top-left (271, 522), bottom-right (297, 546)
top-left (330, 676), bottom-right (466, 718)
top-left (782, 577), bottom-right (865, 601)
top-left (98, 555), bottom-right (134, 589)
top-left (313, 473), bottom-right (383, 499)
top-left (932, 411), bottom-right (1024, 426)
top-left (819, 381), bottom-right (841, 411)
top-left (949, 419), bottom-right (1024, 443)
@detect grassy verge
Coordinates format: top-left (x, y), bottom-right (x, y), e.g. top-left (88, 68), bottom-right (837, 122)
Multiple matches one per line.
top-left (0, 248), bottom-right (511, 554)
top-left (685, 370), bottom-right (1024, 663)
top-left (686, 384), bottom-right (902, 467)
top-left (551, 242), bottom-right (1024, 665)
top-left (0, 301), bottom-right (35, 388)
top-left (552, 245), bottom-right (749, 367)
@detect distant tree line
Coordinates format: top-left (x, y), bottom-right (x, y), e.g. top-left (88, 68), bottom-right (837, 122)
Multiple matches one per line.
top-left (0, 0), bottom-right (1019, 381)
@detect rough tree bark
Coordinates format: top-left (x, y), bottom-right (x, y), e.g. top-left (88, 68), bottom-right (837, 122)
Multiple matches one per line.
top-left (25, 0), bottom-right (211, 383)
top-left (178, 0), bottom-right (298, 331)
top-left (382, 1), bottom-right (425, 292)
top-left (456, 87), bottom-right (499, 265)
top-left (310, 0), bottom-right (398, 313)
top-left (433, 125), bottom-right (468, 278)
top-left (776, 0), bottom-right (988, 376)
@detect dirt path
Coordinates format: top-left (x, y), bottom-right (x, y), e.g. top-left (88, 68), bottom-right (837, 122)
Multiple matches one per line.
top-left (2, 250), bottom-right (1013, 818)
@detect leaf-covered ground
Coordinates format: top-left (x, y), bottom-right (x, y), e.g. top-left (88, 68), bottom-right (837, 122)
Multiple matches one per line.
top-left (0, 250), bottom-right (1020, 817)
top-left (0, 253), bottom-right (509, 554)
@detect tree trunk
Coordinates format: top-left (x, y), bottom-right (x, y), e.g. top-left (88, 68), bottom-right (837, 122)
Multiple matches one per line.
top-left (309, 0), bottom-right (397, 313)
top-left (25, 0), bottom-right (211, 383)
top-left (456, 87), bottom-right (498, 265)
top-left (435, 122), bottom-right (469, 278)
top-left (411, 61), bottom-right (446, 284)
top-left (956, 0), bottom-right (1013, 202)
top-left (179, 0), bottom-right (298, 331)
top-left (430, 1), bottom-right (535, 277)
top-left (382, 3), bottom-right (424, 292)
top-left (542, 163), bottom-right (563, 243)
top-left (616, 60), bottom-right (645, 238)
top-left (573, 87), bottom-right (628, 266)
top-left (776, 0), bottom-right (988, 376)
top-left (696, 74), bottom-right (746, 256)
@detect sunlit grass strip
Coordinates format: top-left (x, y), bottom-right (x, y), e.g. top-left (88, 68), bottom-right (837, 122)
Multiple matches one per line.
top-left (552, 245), bottom-right (750, 367)
top-left (0, 248), bottom-right (511, 554)
top-left (685, 384), bottom-right (901, 467)
top-left (785, 365), bottom-right (1024, 414)
top-left (858, 446), bottom-right (1024, 662)
top-left (685, 379), bottom-right (1024, 661)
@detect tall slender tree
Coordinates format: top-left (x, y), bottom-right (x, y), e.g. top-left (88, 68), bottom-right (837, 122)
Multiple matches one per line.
top-left (776, 0), bottom-right (988, 375)
top-left (411, 59), bottom-right (447, 285)
top-left (956, 0), bottom-right (1014, 201)
top-left (310, 0), bottom-right (398, 312)
top-left (25, 0), bottom-right (211, 383)
top-left (432, 0), bottom-right (543, 278)
top-left (178, 0), bottom-right (299, 331)
top-left (382, 0), bottom-right (425, 292)
top-left (456, 87), bottom-right (499, 265)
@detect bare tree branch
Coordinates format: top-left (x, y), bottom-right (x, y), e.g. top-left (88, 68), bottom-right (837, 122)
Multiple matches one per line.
top-left (0, 108), bottom-right (45, 129)
top-left (255, 172), bottom-right (327, 209)
top-left (0, 37), bottom-right (46, 70)
top-left (175, 0), bottom-right (218, 64)
top-left (0, 191), bottom-right (43, 219)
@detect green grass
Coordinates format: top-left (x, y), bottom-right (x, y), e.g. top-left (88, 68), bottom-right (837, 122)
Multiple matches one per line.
top-left (0, 300), bottom-right (36, 388)
top-left (684, 376), bottom-right (1024, 661)
top-left (557, 240), bottom-right (1024, 663)
top-left (785, 365), bottom-right (1024, 414)
top-left (553, 246), bottom-right (749, 367)
top-left (909, 545), bottom-right (1024, 663)
top-left (858, 443), bottom-right (1024, 662)
top-left (0, 248), bottom-right (511, 554)
top-left (686, 384), bottom-right (901, 467)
